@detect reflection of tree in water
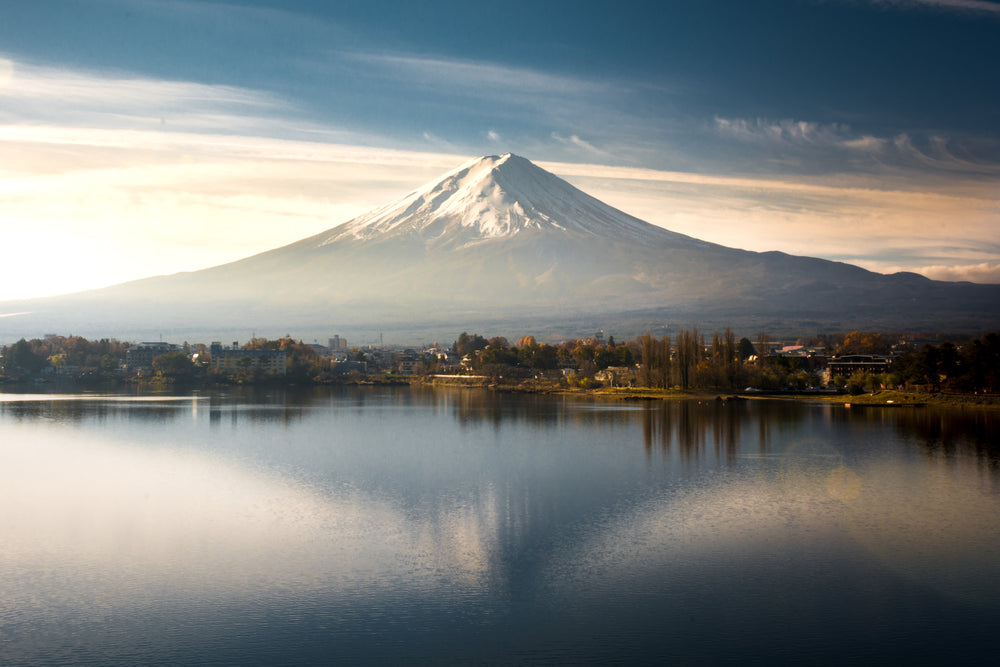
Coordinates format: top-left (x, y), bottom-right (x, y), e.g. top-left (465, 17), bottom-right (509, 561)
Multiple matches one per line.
top-left (434, 389), bottom-right (817, 464)
top-left (444, 389), bottom-right (634, 431)
top-left (0, 397), bottom-right (185, 424)
top-left (893, 408), bottom-right (1000, 475)
top-left (641, 399), bottom-right (806, 464)
top-left (207, 386), bottom-right (314, 427)
top-left (206, 384), bottom-right (464, 427)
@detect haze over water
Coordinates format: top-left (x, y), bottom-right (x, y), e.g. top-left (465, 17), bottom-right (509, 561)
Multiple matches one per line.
top-left (2, 387), bottom-right (998, 664)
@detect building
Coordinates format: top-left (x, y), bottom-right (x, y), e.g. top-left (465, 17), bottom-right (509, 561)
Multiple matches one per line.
top-left (328, 335), bottom-right (348, 351)
top-left (331, 360), bottom-right (367, 374)
top-left (209, 342), bottom-right (287, 375)
top-left (398, 359), bottom-right (421, 375)
top-left (595, 366), bottom-right (634, 387)
top-left (827, 354), bottom-right (893, 377)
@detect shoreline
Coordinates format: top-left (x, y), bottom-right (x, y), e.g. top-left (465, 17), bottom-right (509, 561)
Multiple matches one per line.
top-left (4, 374), bottom-right (998, 410)
top-left (419, 376), bottom-right (1000, 409)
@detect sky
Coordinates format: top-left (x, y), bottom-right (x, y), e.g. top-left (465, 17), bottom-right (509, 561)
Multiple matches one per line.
top-left (0, 0), bottom-right (998, 301)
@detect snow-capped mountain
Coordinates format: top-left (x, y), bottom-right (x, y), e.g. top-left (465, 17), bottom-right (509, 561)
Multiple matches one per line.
top-left (1, 154), bottom-right (997, 342)
top-left (308, 153), bottom-right (691, 249)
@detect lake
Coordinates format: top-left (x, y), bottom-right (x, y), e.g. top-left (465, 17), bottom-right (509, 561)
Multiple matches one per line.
top-left (1, 387), bottom-right (998, 665)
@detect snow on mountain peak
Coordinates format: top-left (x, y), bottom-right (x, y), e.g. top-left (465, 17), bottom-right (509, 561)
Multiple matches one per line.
top-left (315, 153), bottom-right (670, 249)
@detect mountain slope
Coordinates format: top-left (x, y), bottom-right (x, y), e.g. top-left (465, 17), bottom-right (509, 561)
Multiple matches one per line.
top-left (1, 153), bottom-right (998, 341)
top-left (306, 153), bottom-right (695, 248)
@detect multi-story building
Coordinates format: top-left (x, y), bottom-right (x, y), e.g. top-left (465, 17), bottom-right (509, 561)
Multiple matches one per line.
top-left (209, 342), bottom-right (287, 375)
top-left (827, 354), bottom-right (893, 377)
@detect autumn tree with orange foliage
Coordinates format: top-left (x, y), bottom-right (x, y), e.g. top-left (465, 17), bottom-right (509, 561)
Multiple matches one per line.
top-left (838, 331), bottom-right (892, 355)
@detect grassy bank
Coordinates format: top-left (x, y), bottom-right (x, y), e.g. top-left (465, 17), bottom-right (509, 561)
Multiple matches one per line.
top-left (424, 376), bottom-right (1000, 409)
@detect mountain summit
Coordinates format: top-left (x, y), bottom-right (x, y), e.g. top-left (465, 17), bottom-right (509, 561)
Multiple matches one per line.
top-left (2, 154), bottom-right (998, 341)
top-left (303, 153), bottom-right (688, 249)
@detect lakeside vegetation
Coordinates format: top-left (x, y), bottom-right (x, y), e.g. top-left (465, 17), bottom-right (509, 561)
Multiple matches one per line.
top-left (1, 330), bottom-right (997, 407)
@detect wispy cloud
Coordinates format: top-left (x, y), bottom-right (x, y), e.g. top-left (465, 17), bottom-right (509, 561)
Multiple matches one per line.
top-left (332, 50), bottom-right (631, 144)
top-left (715, 116), bottom-right (882, 153)
top-left (550, 132), bottom-right (611, 157)
top-left (907, 262), bottom-right (1000, 283)
top-left (866, 0), bottom-right (1000, 16)
top-left (713, 115), bottom-right (999, 175)
top-left (891, 133), bottom-right (999, 173)
top-left (341, 52), bottom-right (612, 98)
top-left (0, 60), bottom-right (279, 109)
top-left (0, 56), bottom-right (289, 132)
top-left (421, 131), bottom-right (461, 151)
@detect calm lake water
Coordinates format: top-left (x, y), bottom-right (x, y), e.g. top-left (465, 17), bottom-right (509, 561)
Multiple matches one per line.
top-left (1, 386), bottom-right (998, 665)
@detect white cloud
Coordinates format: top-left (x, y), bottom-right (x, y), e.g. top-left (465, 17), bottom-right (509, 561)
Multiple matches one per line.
top-left (550, 132), bottom-right (610, 157)
top-left (487, 130), bottom-right (502, 143)
top-left (905, 263), bottom-right (1000, 283)
top-left (0, 56), bottom-right (288, 135)
top-left (842, 135), bottom-right (888, 152)
top-left (0, 62), bottom-right (277, 109)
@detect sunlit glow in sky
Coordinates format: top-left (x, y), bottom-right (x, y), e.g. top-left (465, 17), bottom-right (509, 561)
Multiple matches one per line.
top-left (0, 0), bottom-right (997, 301)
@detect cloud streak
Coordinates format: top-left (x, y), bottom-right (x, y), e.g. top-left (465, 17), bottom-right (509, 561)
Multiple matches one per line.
top-left (550, 132), bottom-right (611, 157)
top-left (331, 49), bottom-right (640, 155)
top-left (713, 115), bottom-right (1000, 175)
top-left (901, 263), bottom-right (1000, 283)
top-left (341, 52), bottom-right (612, 98)
top-left (0, 56), bottom-right (290, 134)
top-left (867, 0), bottom-right (1000, 16)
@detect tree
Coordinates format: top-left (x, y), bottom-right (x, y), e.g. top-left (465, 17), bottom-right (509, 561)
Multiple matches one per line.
top-left (152, 351), bottom-right (194, 378)
top-left (839, 331), bottom-right (891, 355)
top-left (2, 339), bottom-right (48, 373)
top-left (517, 335), bottom-right (536, 348)
top-left (755, 332), bottom-right (771, 359)
top-left (675, 328), bottom-right (699, 390)
top-left (723, 328), bottom-right (740, 389)
top-left (453, 332), bottom-right (488, 357)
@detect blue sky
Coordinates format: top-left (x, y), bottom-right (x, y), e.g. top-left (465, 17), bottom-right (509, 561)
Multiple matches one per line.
top-left (0, 0), bottom-right (998, 300)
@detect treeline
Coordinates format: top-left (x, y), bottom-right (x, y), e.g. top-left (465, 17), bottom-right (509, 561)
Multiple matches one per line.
top-left (455, 329), bottom-right (1000, 394)
top-left (454, 332), bottom-right (633, 379)
top-left (0, 336), bottom-right (128, 379)
top-left (892, 334), bottom-right (999, 393)
top-left (455, 328), bottom-right (765, 390)
top-left (4, 330), bottom-right (998, 394)
top-left (636, 328), bottom-right (752, 390)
